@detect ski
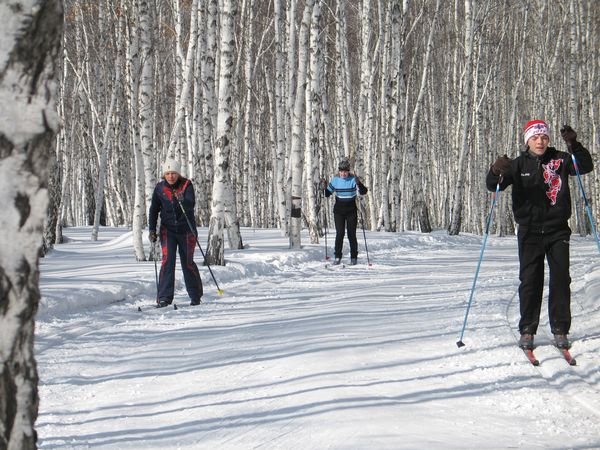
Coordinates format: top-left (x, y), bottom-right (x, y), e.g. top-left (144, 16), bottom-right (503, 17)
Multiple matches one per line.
top-left (558, 348), bottom-right (576, 366)
top-left (137, 304), bottom-right (174, 312)
top-left (519, 347), bottom-right (575, 367)
top-left (137, 302), bottom-right (201, 312)
top-left (173, 302), bottom-right (202, 310)
top-left (522, 348), bottom-right (539, 366)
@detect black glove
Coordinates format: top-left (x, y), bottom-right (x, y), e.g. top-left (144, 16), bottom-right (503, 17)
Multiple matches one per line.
top-left (491, 155), bottom-right (511, 176)
top-left (149, 231), bottom-right (157, 243)
top-left (560, 125), bottom-right (577, 151)
top-left (173, 190), bottom-right (184, 202)
top-left (318, 178), bottom-right (328, 191)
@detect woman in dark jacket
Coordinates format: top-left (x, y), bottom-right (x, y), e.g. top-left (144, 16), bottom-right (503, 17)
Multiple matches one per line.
top-left (487, 121), bottom-right (593, 351)
top-left (149, 158), bottom-right (202, 307)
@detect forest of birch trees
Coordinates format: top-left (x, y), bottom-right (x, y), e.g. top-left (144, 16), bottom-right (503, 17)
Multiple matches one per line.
top-left (50, 0), bottom-right (599, 262)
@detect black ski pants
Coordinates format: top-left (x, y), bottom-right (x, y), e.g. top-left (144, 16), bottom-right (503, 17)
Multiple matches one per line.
top-left (333, 208), bottom-right (359, 259)
top-left (517, 226), bottom-right (571, 336)
top-left (158, 227), bottom-right (203, 304)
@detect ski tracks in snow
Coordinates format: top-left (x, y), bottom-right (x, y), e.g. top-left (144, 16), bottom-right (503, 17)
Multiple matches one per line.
top-left (503, 249), bottom-right (600, 423)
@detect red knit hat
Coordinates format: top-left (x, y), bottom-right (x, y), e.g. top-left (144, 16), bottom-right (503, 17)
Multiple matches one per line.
top-left (523, 120), bottom-right (549, 144)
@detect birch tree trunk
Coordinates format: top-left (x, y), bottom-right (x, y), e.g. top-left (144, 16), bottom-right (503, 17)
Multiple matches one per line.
top-left (448, 0), bottom-right (475, 236)
top-left (123, 4), bottom-right (147, 261)
top-left (138, 0), bottom-right (155, 202)
top-left (90, 74), bottom-right (117, 240)
top-left (335, 0), bottom-right (353, 165)
top-left (206, 0), bottom-right (242, 266)
top-left (243, 0), bottom-right (257, 227)
top-left (0, 2), bottom-right (62, 449)
top-left (378, 1), bottom-right (406, 232)
top-left (166, 0), bottom-right (199, 162)
top-left (566, 0), bottom-right (585, 236)
top-left (357, 0), bottom-right (372, 168)
top-left (304, 0), bottom-right (323, 244)
top-left (289, 0), bottom-right (315, 249)
top-left (273, 0), bottom-right (289, 234)
top-left (405, 0), bottom-right (439, 233)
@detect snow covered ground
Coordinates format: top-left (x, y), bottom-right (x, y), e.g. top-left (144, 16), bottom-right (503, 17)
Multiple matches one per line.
top-left (36, 226), bottom-right (600, 449)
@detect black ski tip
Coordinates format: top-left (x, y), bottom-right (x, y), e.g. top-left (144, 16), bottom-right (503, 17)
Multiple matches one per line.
top-left (137, 306), bottom-right (142, 312)
top-left (456, 340), bottom-right (465, 348)
top-left (173, 303), bottom-right (178, 310)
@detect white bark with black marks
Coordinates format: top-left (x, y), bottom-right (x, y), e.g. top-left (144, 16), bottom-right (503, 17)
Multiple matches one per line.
top-left (0, 2), bottom-right (62, 449)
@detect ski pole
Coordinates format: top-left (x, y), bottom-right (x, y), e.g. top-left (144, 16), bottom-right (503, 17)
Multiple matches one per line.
top-left (456, 180), bottom-right (501, 348)
top-left (358, 198), bottom-right (371, 266)
top-left (153, 243), bottom-right (159, 300)
top-left (173, 194), bottom-right (224, 295)
top-left (570, 152), bottom-right (600, 254)
top-left (139, 242), bottom-right (161, 311)
top-left (322, 189), bottom-right (330, 261)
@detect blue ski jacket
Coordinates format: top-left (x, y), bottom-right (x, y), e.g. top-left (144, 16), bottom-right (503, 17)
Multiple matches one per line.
top-left (325, 175), bottom-right (368, 213)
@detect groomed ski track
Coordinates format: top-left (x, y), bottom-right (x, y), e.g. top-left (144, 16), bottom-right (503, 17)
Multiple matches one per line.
top-left (36, 227), bottom-right (600, 449)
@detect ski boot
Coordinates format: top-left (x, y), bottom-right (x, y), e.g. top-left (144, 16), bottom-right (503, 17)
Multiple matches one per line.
top-left (553, 334), bottom-right (570, 349)
top-left (518, 333), bottom-right (534, 350)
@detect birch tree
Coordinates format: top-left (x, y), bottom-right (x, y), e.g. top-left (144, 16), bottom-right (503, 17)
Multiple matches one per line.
top-left (133, 0), bottom-right (156, 260)
top-left (0, 2), bottom-right (62, 449)
top-left (165, 0), bottom-right (199, 162)
top-left (405, 0), bottom-right (439, 233)
top-left (334, 0), bottom-right (354, 165)
top-left (242, 0), bottom-right (257, 227)
top-left (90, 3), bottom-right (120, 241)
top-left (289, 0), bottom-right (315, 249)
top-left (138, 0), bottom-right (155, 204)
top-left (357, 0), bottom-right (372, 172)
top-left (198, 0), bottom-right (219, 222)
top-left (122, 3), bottom-right (148, 261)
top-left (566, 0), bottom-right (585, 236)
top-left (273, 0), bottom-right (289, 234)
top-left (448, 0), bottom-right (475, 235)
top-left (304, 0), bottom-right (323, 244)
top-left (206, 0), bottom-right (242, 266)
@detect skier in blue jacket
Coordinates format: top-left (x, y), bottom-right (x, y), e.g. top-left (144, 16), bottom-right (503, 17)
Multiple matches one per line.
top-left (148, 158), bottom-right (203, 307)
top-left (323, 158), bottom-right (368, 265)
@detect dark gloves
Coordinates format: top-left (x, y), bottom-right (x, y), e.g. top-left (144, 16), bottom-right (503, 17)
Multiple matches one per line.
top-left (149, 231), bottom-right (157, 243)
top-left (174, 190), bottom-right (184, 202)
top-left (560, 125), bottom-right (578, 151)
top-left (318, 178), bottom-right (328, 191)
top-left (491, 155), bottom-right (511, 176)
top-left (355, 175), bottom-right (368, 195)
